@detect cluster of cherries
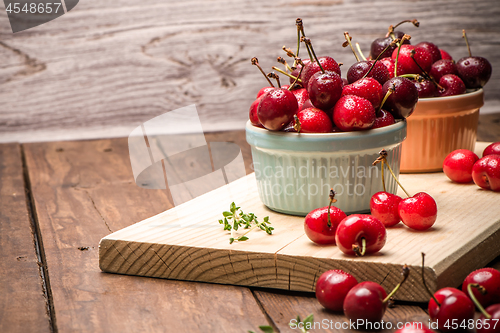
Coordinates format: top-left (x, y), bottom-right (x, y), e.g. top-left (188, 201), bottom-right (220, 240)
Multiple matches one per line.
top-left (303, 150), bottom-right (438, 257)
top-left (249, 19), bottom-right (491, 134)
top-left (443, 142), bottom-right (500, 191)
top-left (315, 257), bottom-right (500, 333)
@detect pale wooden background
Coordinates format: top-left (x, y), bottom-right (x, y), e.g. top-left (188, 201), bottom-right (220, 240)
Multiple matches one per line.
top-left (0, 0), bottom-right (499, 143)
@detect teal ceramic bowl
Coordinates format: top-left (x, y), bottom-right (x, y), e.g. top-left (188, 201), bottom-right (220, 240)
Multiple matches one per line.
top-left (246, 120), bottom-right (407, 216)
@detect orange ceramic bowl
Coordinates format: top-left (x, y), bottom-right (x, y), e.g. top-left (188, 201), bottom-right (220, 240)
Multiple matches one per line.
top-left (400, 89), bottom-right (484, 173)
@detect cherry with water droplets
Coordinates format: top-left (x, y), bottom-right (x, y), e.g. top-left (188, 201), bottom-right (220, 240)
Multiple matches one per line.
top-left (315, 269), bottom-right (358, 312)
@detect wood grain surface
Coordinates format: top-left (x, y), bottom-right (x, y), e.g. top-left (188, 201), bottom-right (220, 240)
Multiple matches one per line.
top-left (99, 161), bottom-right (500, 302)
top-left (0, 143), bottom-right (51, 333)
top-left (0, 0), bottom-right (499, 143)
top-left (21, 138), bottom-right (270, 333)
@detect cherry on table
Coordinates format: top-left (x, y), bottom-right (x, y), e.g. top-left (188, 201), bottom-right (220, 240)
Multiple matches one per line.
top-left (443, 149), bottom-right (479, 183)
top-left (398, 192), bottom-right (437, 231)
top-left (428, 287), bottom-right (475, 332)
top-left (472, 154), bottom-right (500, 191)
top-left (477, 304), bottom-right (500, 333)
top-left (335, 214), bottom-right (387, 256)
top-left (483, 142), bottom-right (500, 157)
top-left (315, 269), bottom-right (358, 312)
top-left (462, 268), bottom-right (500, 308)
top-left (370, 191), bottom-right (402, 227)
top-left (304, 189), bottom-right (346, 244)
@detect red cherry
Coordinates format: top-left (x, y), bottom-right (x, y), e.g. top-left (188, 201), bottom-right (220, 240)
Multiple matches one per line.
top-left (483, 142), bottom-right (500, 157)
top-left (343, 281), bottom-right (388, 323)
top-left (315, 269), bottom-right (358, 312)
top-left (414, 78), bottom-right (437, 98)
top-left (379, 57), bottom-right (405, 79)
top-left (290, 59), bottom-right (311, 87)
top-left (332, 95), bottom-right (376, 132)
top-left (370, 191), bottom-right (402, 227)
top-left (291, 88), bottom-right (310, 111)
top-left (398, 192), bottom-right (437, 231)
top-left (416, 41), bottom-right (442, 64)
top-left (381, 76), bottom-right (419, 119)
top-left (256, 86), bottom-right (274, 98)
top-left (295, 108), bottom-right (333, 133)
top-left (300, 56), bottom-right (341, 89)
top-left (249, 96), bottom-right (263, 127)
top-left (462, 268), bottom-right (500, 308)
top-left (477, 304), bottom-right (500, 333)
top-left (335, 214), bottom-right (386, 256)
top-left (391, 45), bottom-right (433, 75)
top-left (428, 287), bottom-right (475, 332)
top-left (443, 149), bottom-right (479, 183)
top-left (341, 77), bottom-right (383, 110)
top-left (346, 60), bottom-right (390, 86)
top-left (440, 49), bottom-right (453, 61)
top-left (437, 74), bottom-right (466, 97)
top-left (472, 155), bottom-right (500, 191)
top-left (372, 109), bottom-right (395, 129)
top-left (429, 59), bottom-right (458, 82)
top-left (257, 88), bottom-right (298, 131)
top-left (304, 190), bottom-right (346, 244)
top-left (307, 71), bottom-right (343, 110)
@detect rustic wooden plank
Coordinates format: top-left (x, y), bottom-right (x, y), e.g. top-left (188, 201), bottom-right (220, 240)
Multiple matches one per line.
top-left (23, 138), bottom-right (270, 332)
top-left (253, 290), bottom-right (428, 333)
top-left (0, 143), bottom-right (51, 333)
top-left (99, 159), bottom-right (500, 302)
top-left (0, 0), bottom-right (499, 142)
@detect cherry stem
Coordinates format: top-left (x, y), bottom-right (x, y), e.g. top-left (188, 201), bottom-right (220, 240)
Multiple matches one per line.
top-left (421, 253), bottom-right (441, 307)
top-left (267, 72), bottom-right (281, 88)
top-left (298, 22), bottom-right (314, 61)
top-left (462, 29), bottom-right (472, 57)
top-left (327, 189), bottom-right (337, 228)
top-left (293, 114), bottom-right (301, 133)
top-left (467, 283), bottom-right (491, 319)
top-left (362, 39), bottom-right (398, 80)
top-left (356, 43), bottom-right (367, 61)
top-left (283, 46), bottom-right (297, 59)
top-left (386, 19), bottom-right (419, 37)
top-left (277, 57), bottom-right (293, 72)
top-left (352, 237), bottom-right (366, 257)
top-left (394, 34), bottom-right (411, 77)
top-left (295, 18), bottom-right (302, 66)
top-left (383, 264), bottom-right (410, 303)
top-left (343, 32), bottom-right (360, 62)
top-left (377, 149), bottom-right (411, 197)
top-left (289, 57), bottom-right (305, 90)
top-left (378, 86), bottom-right (394, 115)
top-left (301, 36), bottom-right (323, 73)
top-left (251, 57), bottom-right (275, 88)
top-left (272, 66), bottom-right (302, 83)
top-left (381, 160), bottom-right (386, 192)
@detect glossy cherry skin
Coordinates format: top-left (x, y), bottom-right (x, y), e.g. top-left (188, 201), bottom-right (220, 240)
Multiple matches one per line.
top-left (295, 108), bottom-right (333, 133)
top-left (372, 109), bottom-right (395, 129)
top-left (472, 155), bottom-right (500, 191)
top-left (391, 45), bottom-right (433, 75)
top-left (332, 95), bottom-right (376, 132)
top-left (398, 192), bottom-right (437, 231)
top-left (440, 49), bottom-right (453, 61)
top-left (290, 59), bottom-right (311, 87)
top-left (456, 56), bottom-right (492, 89)
top-left (437, 74), bottom-right (466, 97)
top-left (428, 288), bottom-right (475, 332)
top-left (370, 31), bottom-right (409, 60)
top-left (257, 88), bottom-right (298, 131)
top-left (346, 60), bottom-right (390, 86)
top-left (370, 191), bottom-right (402, 227)
top-left (291, 88), bottom-right (310, 111)
top-left (416, 41), bottom-right (442, 64)
top-left (256, 86), bottom-right (274, 98)
top-left (315, 269), bottom-right (358, 312)
top-left (382, 77), bottom-right (419, 119)
top-left (414, 79), bottom-right (437, 98)
top-left (335, 214), bottom-right (387, 256)
top-left (462, 268), bottom-right (500, 308)
top-left (301, 57), bottom-right (341, 89)
top-left (379, 57), bottom-right (403, 79)
top-left (483, 142), bottom-right (500, 157)
top-left (304, 205), bottom-right (346, 244)
top-left (477, 304), bottom-right (500, 333)
top-left (249, 96), bottom-right (263, 127)
top-left (430, 59), bottom-right (458, 82)
top-left (307, 71), bottom-right (343, 110)
top-left (341, 77), bottom-right (383, 110)
top-left (343, 281), bottom-right (387, 324)
top-left (443, 149), bottom-right (479, 183)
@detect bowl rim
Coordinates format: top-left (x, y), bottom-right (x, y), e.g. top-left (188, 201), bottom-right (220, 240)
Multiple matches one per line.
top-left (417, 88), bottom-right (483, 102)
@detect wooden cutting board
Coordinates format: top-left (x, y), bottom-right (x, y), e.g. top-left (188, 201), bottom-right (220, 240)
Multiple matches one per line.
top-left (99, 143), bottom-right (500, 302)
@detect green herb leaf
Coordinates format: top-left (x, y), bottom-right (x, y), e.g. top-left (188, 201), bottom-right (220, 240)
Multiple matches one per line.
top-left (258, 326), bottom-right (275, 333)
top-left (223, 211), bottom-right (232, 217)
top-left (237, 236), bottom-right (249, 242)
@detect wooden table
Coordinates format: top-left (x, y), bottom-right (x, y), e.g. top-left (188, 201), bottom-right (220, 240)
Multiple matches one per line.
top-left (1, 113), bottom-right (499, 333)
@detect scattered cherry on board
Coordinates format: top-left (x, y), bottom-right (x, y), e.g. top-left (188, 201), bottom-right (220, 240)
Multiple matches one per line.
top-left (304, 190), bottom-right (346, 244)
top-left (315, 269), bottom-right (358, 312)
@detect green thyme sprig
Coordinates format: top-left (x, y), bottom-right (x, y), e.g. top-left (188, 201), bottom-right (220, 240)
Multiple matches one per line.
top-left (219, 202), bottom-right (273, 244)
